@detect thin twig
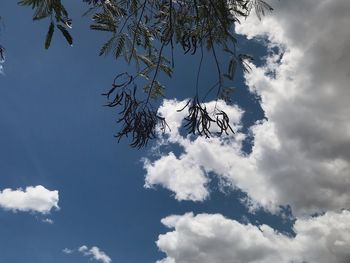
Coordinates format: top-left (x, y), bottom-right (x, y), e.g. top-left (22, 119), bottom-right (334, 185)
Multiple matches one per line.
top-left (144, 42), bottom-right (166, 105)
top-left (128, 0), bottom-right (147, 63)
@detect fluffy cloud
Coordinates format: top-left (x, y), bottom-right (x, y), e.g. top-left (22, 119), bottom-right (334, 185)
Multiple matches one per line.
top-left (78, 245), bottom-right (112, 263)
top-left (144, 0), bottom-right (350, 216)
top-left (144, 99), bottom-right (245, 202)
top-left (0, 185), bottom-right (59, 214)
top-left (156, 211), bottom-right (350, 263)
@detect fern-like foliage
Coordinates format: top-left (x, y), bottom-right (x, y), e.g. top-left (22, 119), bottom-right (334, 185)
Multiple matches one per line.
top-left (92, 0), bottom-right (272, 146)
top-left (19, 0), bottom-right (73, 49)
top-left (19, 0), bottom-right (273, 147)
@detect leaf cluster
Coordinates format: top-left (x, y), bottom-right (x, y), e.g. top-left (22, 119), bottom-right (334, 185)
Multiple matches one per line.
top-left (19, 0), bottom-right (273, 147)
top-left (88, 0), bottom-right (272, 146)
top-left (19, 0), bottom-right (73, 49)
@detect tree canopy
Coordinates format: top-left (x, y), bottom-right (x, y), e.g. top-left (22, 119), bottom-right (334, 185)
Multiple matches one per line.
top-left (9, 0), bottom-right (272, 148)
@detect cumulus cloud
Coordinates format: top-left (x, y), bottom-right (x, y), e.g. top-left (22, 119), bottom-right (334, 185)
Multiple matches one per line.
top-left (144, 99), bottom-right (245, 202)
top-left (156, 211), bottom-right (350, 263)
top-left (144, 0), bottom-right (350, 216)
top-left (78, 245), bottom-right (112, 263)
top-left (0, 185), bottom-right (59, 214)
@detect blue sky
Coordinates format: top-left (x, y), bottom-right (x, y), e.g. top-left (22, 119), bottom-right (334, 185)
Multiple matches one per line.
top-left (1, 1), bottom-right (350, 263)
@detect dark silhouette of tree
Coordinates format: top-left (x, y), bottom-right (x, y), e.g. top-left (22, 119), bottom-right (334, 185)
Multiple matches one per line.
top-left (17, 0), bottom-right (273, 148)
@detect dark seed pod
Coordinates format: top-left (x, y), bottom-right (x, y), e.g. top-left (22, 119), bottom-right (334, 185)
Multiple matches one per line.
top-left (103, 73), bottom-right (169, 148)
top-left (178, 97), bottom-right (234, 138)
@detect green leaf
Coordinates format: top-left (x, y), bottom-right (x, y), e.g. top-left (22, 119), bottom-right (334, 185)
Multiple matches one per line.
top-left (45, 22), bottom-right (55, 49)
top-left (57, 24), bottom-right (73, 46)
top-left (137, 54), bottom-right (154, 67)
top-left (18, 0), bottom-right (41, 7)
top-left (91, 12), bottom-right (116, 32)
top-left (115, 34), bottom-right (126, 59)
top-left (160, 64), bottom-right (173, 77)
top-left (227, 58), bottom-right (237, 80)
top-left (99, 36), bottom-right (115, 56)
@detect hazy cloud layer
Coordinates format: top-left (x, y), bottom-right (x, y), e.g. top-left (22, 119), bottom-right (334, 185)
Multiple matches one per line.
top-left (144, 0), bottom-right (350, 216)
top-left (0, 185), bottom-right (59, 214)
top-left (156, 211), bottom-right (350, 263)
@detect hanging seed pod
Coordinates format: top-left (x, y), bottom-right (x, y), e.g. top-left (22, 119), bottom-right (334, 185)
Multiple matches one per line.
top-left (103, 73), bottom-right (169, 148)
top-left (178, 97), bottom-right (234, 138)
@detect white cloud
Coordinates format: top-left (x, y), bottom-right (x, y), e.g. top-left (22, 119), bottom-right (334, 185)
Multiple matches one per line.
top-left (0, 185), bottom-right (59, 214)
top-left (144, 152), bottom-right (210, 201)
top-left (144, 0), bottom-right (350, 216)
top-left (42, 218), bottom-right (54, 224)
top-left (63, 245), bottom-right (112, 263)
top-left (156, 211), bottom-right (350, 263)
top-left (144, 99), bottom-right (245, 202)
top-left (62, 248), bottom-right (73, 254)
top-left (78, 245), bottom-right (112, 263)
top-left (78, 245), bottom-right (89, 253)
